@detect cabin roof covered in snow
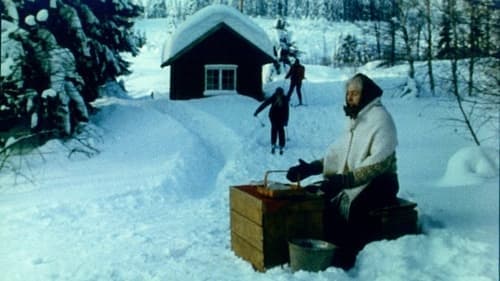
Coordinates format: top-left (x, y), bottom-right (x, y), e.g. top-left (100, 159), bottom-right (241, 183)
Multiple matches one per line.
top-left (161, 4), bottom-right (274, 67)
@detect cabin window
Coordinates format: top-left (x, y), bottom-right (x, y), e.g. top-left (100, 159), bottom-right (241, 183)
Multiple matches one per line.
top-left (204, 64), bottom-right (237, 93)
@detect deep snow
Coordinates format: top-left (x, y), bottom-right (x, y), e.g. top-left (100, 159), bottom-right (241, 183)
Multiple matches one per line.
top-left (0, 16), bottom-right (498, 281)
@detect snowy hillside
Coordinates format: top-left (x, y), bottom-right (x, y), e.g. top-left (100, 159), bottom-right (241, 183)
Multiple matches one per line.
top-left (0, 18), bottom-right (498, 281)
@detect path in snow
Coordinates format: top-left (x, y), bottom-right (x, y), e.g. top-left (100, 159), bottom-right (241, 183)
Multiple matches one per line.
top-left (0, 95), bottom-right (242, 280)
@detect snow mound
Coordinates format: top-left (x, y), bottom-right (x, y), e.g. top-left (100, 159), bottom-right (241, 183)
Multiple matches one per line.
top-left (356, 232), bottom-right (495, 281)
top-left (437, 146), bottom-right (499, 187)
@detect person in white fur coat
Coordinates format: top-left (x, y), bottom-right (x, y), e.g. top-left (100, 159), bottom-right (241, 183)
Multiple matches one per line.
top-left (286, 73), bottom-right (399, 246)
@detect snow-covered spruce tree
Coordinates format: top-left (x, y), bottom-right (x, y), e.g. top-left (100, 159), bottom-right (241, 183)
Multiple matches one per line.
top-left (55, 0), bottom-right (145, 102)
top-left (333, 34), bottom-right (365, 67)
top-left (0, 0), bottom-right (144, 145)
top-left (146, 0), bottom-right (167, 18)
top-left (436, 0), bottom-right (455, 59)
top-left (1, 1), bottom-right (26, 133)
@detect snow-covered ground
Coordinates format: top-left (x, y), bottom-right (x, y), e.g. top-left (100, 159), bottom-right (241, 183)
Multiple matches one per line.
top-left (0, 17), bottom-right (498, 281)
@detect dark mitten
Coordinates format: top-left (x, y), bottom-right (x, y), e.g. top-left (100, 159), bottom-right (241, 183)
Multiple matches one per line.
top-left (319, 173), bottom-right (353, 198)
top-left (286, 159), bottom-right (322, 182)
top-left (286, 159), bottom-right (307, 181)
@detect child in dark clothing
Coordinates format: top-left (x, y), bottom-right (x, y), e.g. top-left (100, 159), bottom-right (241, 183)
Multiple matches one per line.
top-left (285, 59), bottom-right (305, 105)
top-left (254, 87), bottom-right (289, 154)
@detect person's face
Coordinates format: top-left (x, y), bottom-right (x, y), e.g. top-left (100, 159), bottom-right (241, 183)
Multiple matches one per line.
top-left (347, 84), bottom-right (362, 107)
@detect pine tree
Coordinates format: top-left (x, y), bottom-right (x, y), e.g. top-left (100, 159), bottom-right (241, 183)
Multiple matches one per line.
top-left (146, 0), bottom-right (167, 18)
top-left (0, 0), bottom-right (145, 142)
top-left (437, 0), bottom-right (454, 59)
top-left (333, 34), bottom-right (360, 67)
top-left (1, 16), bottom-right (27, 131)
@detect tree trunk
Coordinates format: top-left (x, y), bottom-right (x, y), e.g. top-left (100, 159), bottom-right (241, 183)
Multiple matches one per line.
top-left (467, 2), bottom-right (479, 97)
top-left (468, 56), bottom-right (475, 97)
top-left (450, 0), bottom-right (481, 145)
top-left (389, 20), bottom-right (396, 65)
top-left (389, 0), bottom-right (397, 66)
top-left (425, 0), bottom-right (435, 95)
top-left (451, 59), bottom-right (481, 146)
top-left (374, 21), bottom-right (381, 58)
top-left (401, 25), bottom-right (415, 79)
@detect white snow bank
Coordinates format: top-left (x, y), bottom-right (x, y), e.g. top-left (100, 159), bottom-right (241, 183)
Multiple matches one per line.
top-left (437, 146), bottom-right (499, 187)
top-left (161, 4), bottom-right (274, 65)
top-left (356, 232), bottom-right (496, 281)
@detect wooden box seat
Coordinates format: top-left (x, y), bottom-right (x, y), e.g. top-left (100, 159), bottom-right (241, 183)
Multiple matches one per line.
top-left (362, 198), bottom-right (420, 242)
top-left (230, 185), bottom-right (324, 272)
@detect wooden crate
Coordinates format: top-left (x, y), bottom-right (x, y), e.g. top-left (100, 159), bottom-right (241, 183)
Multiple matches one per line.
top-left (230, 185), bottom-right (325, 272)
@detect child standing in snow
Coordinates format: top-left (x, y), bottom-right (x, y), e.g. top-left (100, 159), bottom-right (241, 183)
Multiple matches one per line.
top-left (254, 87), bottom-right (289, 154)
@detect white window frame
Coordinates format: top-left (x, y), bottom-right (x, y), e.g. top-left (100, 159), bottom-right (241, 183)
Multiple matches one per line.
top-left (204, 64), bottom-right (238, 95)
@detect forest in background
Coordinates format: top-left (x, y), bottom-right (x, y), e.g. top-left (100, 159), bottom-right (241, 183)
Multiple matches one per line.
top-left (1, 0), bottom-right (498, 154)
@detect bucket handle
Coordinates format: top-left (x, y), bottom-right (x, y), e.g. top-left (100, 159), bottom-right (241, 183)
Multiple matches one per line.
top-left (264, 170), bottom-right (300, 189)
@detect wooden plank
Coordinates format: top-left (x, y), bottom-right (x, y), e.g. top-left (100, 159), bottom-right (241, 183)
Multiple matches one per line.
top-left (230, 211), bottom-right (264, 251)
top-left (230, 186), bottom-right (264, 225)
top-left (231, 231), bottom-right (265, 272)
top-left (231, 185), bottom-right (309, 214)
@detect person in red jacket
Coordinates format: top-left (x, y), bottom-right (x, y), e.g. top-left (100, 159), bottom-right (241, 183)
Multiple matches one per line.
top-left (285, 58), bottom-right (305, 105)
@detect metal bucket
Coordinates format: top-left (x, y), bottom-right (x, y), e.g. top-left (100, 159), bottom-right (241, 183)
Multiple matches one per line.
top-left (288, 238), bottom-right (337, 272)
